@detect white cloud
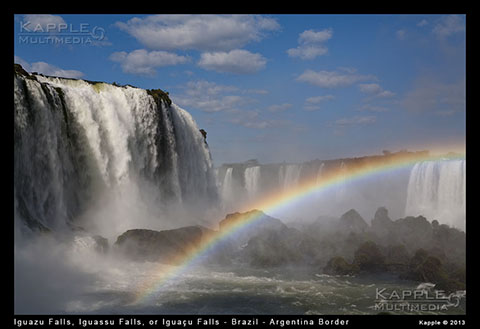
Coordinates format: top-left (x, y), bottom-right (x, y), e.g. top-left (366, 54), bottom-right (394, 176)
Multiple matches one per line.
top-left (432, 15), bottom-right (465, 39)
top-left (396, 29), bottom-right (407, 40)
top-left (183, 80), bottom-right (239, 97)
top-left (377, 90), bottom-right (396, 98)
top-left (331, 115), bottom-right (377, 135)
top-left (306, 95), bottom-right (335, 104)
top-left (15, 56), bottom-right (84, 79)
top-left (304, 95), bottom-right (334, 111)
top-left (174, 80), bottom-right (248, 113)
top-left (297, 69), bottom-right (376, 88)
top-left (417, 19), bottom-right (428, 27)
top-left (22, 14), bottom-right (66, 33)
top-left (287, 28), bottom-right (332, 60)
top-left (358, 104), bottom-right (389, 113)
top-left (299, 29), bottom-right (333, 44)
top-left (267, 103), bottom-right (293, 112)
top-left (109, 49), bottom-right (190, 76)
top-left (197, 49), bottom-right (267, 74)
top-left (358, 83), bottom-right (383, 94)
top-left (287, 46), bottom-right (328, 60)
top-left (227, 110), bottom-right (294, 130)
top-left (358, 83), bottom-right (395, 98)
top-left (115, 15), bottom-right (280, 51)
top-left (334, 115), bottom-right (376, 127)
top-left (229, 111), bottom-right (271, 129)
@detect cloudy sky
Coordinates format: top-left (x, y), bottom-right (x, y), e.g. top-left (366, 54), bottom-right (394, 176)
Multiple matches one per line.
top-left (14, 14), bottom-right (466, 165)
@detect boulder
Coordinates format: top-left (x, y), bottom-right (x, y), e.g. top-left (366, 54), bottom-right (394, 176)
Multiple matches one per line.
top-left (323, 256), bottom-right (357, 275)
top-left (92, 235), bottom-right (109, 253)
top-left (370, 207), bottom-right (394, 238)
top-left (219, 209), bottom-right (287, 248)
top-left (338, 209), bottom-right (368, 234)
top-left (243, 227), bottom-right (304, 267)
top-left (114, 225), bottom-right (215, 263)
top-left (408, 253), bottom-right (467, 293)
top-left (392, 215), bottom-right (433, 251)
top-left (401, 249), bottom-right (450, 286)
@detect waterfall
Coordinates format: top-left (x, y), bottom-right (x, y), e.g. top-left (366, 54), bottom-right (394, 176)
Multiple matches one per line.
top-left (244, 166), bottom-right (261, 199)
top-left (279, 164), bottom-right (302, 190)
top-left (14, 67), bottom-right (218, 234)
top-left (316, 162), bottom-right (325, 183)
top-left (335, 162), bottom-right (348, 200)
top-left (221, 167), bottom-right (234, 203)
top-left (405, 160), bottom-right (466, 229)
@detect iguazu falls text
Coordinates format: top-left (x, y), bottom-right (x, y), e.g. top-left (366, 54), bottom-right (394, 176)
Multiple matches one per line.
top-left (13, 317), bottom-right (351, 327)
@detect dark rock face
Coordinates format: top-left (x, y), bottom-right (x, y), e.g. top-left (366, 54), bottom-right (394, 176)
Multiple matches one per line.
top-left (219, 209), bottom-right (287, 248)
top-left (92, 235), bottom-right (109, 254)
top-left (244, 227), bottom-right (303, 267)
top-left (114, 226), bottom-right (214, 263)
top-left (391, 215), bottom-right (433, 249)
top-left (218, 209), bottom-right (304, 267)
top-left (370, 207), bottom-right (394, 240)
top-left (199, 129), bottom-right (207, 142)
top-left (338, 209), bottom-right (368, 234)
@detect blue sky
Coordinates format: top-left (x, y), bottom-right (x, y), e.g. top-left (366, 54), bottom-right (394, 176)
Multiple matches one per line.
top-left (14, 14), bottom-right (466, 166)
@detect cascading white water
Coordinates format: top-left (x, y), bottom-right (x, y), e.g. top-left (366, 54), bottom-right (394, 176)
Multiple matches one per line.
top-left (316, 163), bottom-right (325, 183)
top-left (14, 69), bottom-right (218, 235)
top-left (335, 162), bottom-right (348, 201)
top-left (221, 167), bottom-right (234, 203)
top-left (279, 164), bottom-right (302, 190)
top-left (244, 166), bottom-right (261, 199)
top-left (405, 160), bottom-right (466, 229)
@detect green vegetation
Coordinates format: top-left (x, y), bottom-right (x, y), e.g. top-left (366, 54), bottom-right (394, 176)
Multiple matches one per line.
top-left (147, 88), bottom-right (172, 107)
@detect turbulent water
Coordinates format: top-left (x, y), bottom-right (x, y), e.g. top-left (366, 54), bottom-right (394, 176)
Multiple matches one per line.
top-left (18, 244), bottom-right (465, 315)
top-left (405, 160), bottom-right (466, 230)
top-left (14, 71), bottom-right (218, 236)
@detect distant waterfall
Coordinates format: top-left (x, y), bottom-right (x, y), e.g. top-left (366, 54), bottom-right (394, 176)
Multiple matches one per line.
top-left (221, 168), bottom-right (234, 202)
top-left (14, 67), bottom-right (218, 233)
top-left (405, 160), bottom-right (466, 229)
top-left (315, 163), bottom-right (325, 183)
top-left (280, 164), bottom-right (302, 190)
top-left (244, 166), bottom-right (260, 198)
top-left (335, 162), bottom-right (348, 200)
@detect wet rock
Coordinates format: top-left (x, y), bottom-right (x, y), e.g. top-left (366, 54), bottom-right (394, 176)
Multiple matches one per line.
top-left (114, 226), bottom-right (215, 263)
top-left (92, 235), bottom-right (109, 253)
top-left (244, 227), bottom-right (303, 267)
top-left (219, 209), bottom-right (287, 248)
top-left (370, 207), bottom-right (394, 238)
top-left (338, 209), bottom-right (368, 234)
top-left (323, 256), bottom-right (357, 275)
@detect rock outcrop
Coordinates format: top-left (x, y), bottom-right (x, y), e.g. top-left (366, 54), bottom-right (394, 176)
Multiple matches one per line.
top-left (114, 226), bottom-right (215, 263)
top-left (338, 209), bottom-right (368, 234)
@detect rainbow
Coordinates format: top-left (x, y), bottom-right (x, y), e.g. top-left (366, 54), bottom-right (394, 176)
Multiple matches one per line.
top-left (132, 151), bottom-right (465, 304)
